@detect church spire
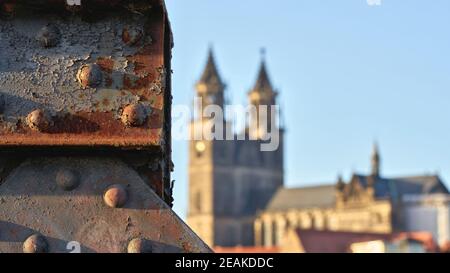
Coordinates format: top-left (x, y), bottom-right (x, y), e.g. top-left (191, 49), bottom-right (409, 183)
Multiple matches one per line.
top-left (336, 174), bottom-right (345, 191)
top-left (248, 49), bottom-right (277, 104)
top-left (247, 49), bottom-right (279, 139)
top-left (195, 47), bottom-right (226, 110)
top-left (251, 49), bottom-right (275, 95)
top-left (371, 142), bottom-right (381, 176)
top-left (198, 47), bottom-right (224, 88)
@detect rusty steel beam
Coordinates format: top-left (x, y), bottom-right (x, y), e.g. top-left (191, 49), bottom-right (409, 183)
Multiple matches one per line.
top-left (0, 157), bottom-right (210, 253)
top-left (0, 0), bottom-right (174, 205)
top-left (0, 1), bottom-right (211, 253)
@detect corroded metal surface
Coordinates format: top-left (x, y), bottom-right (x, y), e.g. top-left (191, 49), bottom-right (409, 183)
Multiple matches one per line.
top-left (0, 0), bottom-right (170, 148)
top-left (0, 1), bottom-right (207, 253)
top-left (0, 157), bottom-right (211, 253)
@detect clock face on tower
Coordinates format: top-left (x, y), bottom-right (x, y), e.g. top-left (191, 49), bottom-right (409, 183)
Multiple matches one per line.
top-left (195, 141), bottom-right (206, 156)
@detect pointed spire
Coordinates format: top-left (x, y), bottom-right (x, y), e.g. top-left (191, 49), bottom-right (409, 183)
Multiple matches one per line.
top-left (372, 142), bottom-right (380, 161)
top-left (336, 174), bottom-right (345, 191)
top-left (195, 47), bottom-right (226, 111)
top-left (371, 142), bottom-right (381, 176)
top-left (198, 47), bottom-right (223, 87)
top-left (252, 49), bottom-right (274, 93)
top-left (247, 48), bottom-right (279, 139)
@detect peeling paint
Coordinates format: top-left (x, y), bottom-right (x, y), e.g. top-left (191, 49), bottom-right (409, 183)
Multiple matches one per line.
top-left (0, 6), bottom-right (168, 147)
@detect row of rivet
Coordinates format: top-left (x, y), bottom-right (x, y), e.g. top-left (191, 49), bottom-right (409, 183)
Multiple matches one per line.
top-left (25, 102), bottom-right (147, 132)
top-left (76, 61), bottom-right (147, 128)
top-left (55, 169), bottom-right (128, 208)
top-left (23, 234), bottom-right (151, 253)
top-left (19, 170), bottom-right (151, 253)
top-left (36, 24), bottom-right (143, 49)
top-left (30, 25), bottom-right (148, 131)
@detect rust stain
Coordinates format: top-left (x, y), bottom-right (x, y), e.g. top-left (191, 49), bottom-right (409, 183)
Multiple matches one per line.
top-left (96, 57), bottom-right (114, 74)
top-left (0, 1), bottom-right (168, 149)
top-left (0, 111), bottom-right (163, 147)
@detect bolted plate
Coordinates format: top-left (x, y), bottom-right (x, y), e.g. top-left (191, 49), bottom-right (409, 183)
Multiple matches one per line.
top-left (0, 0), bottom-right (172, 148)
top-left (0, 157), bottom-right (211, 253)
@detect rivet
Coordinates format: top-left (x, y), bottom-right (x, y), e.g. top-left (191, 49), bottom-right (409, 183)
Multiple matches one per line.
top-left (77, 64), bottom-right (103, 88)
top-left (122, 26), bottom-right (143, 46)
top-left (103, 184), bottom-right (127, 208)
top-left (36, 24), bottom-right (60, 48)
top-left (26, 109), bottom-right (51, 132)
top-left (127, 237), bottom-right (152, 253)
top-left (121, 103), bottom-right (147, 127)
top-left (23, 234), bottom-right (48, 253)
top-left (56, 169), bottom-right (79, 191)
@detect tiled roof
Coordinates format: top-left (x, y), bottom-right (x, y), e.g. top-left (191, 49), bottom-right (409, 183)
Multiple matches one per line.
top-left (290, 229), bottom-right (439, 253)
top-left (293, 229), bottom-right (392, 253)
top-left (354, 174), bottom-right (448, 200)
top-left (264, 174), bottom-right (448, 212)
top-left (265, 185), bottom-right (336, 212)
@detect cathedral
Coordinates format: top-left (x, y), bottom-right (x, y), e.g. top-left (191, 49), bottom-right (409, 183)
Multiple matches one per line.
top-left (187, 49), bottom-right (449, 248)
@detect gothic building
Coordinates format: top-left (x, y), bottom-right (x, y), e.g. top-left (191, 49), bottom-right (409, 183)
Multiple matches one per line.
top-left (254, 144), bottom-right (449, 248)
top-left (187, 49), bottom-right (284, 247)
top-left (187, 49), bottom-right (449, 249)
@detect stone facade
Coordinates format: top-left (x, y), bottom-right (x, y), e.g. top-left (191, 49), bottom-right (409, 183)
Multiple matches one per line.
top-left (255, 193), bottom-right (392, 247)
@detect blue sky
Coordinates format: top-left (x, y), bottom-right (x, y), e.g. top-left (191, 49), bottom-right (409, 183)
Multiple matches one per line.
top-left (165, 0), bottom-right (450, 219)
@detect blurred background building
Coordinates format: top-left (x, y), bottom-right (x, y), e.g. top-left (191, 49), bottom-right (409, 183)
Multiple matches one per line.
top-left (187, 50), bottom-right (450, 253)
top-left (165, 0), bottom-right (450, 253)
top-left (402, 194), bottom-right (450, 246)
top-left (254, 145), bottom-right (449, 250)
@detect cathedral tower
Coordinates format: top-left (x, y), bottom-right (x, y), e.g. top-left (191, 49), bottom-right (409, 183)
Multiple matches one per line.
top-left (188, 49), bottom-right (284, 247)
top-left (187, 49), bottom-right (225, 246)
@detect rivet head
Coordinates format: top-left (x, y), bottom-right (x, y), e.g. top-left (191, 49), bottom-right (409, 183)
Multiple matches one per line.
top-left (122, 26), bottom-right (143, 46)
top-left (103, 184), bottom-right (127, 208)
top-left (127, 237), bottom-right (152, 253)
top-left (121, 103), bottom-right (147, 127)
top-left (77, 64), bottom-right (103, 88)
top-left (36, 24), bottom-right (60, 48)
top-left (56, 169), bottom-right (79, 191)
top-left (23, 234), bottom-right (48, 253)
top-left (26, 109), bottom-right (51, 132)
